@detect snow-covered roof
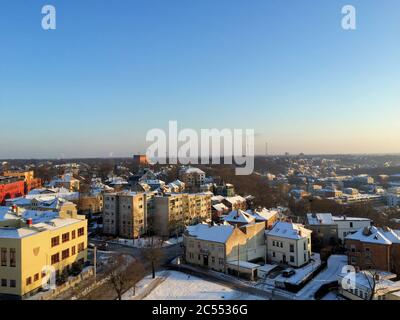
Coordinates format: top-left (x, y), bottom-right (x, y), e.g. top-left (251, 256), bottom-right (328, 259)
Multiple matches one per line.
top-left (332, 216), bottom-right (371, 222)
top-left (226, 260), bottom-right (260, 270)
top-left (181, 167), bottom-right (205, 175)
top-left (306, 213), bottom-right (335, 225)
top-left (345, 226), bottom-right (400, 245)
top-left (224, 210), bottom-right (255, 224)
top-left (186, 224), bottom-right (234, 243)
top-left (224, 196), bottom-right (246, 204)
top-left (212, 203), bottom-right (228, 211)
top-left (267, 221), bottom-right (312, 240)
top-left (211, 195), bottom-right (225, 202)
top-left (250, 208), bottom-right (279, 221)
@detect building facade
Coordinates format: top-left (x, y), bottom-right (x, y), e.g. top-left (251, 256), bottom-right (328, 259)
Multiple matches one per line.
top-left (0, 209), bottom-right (87, 299)
top-left (266, 221), bottom-right (312, 267)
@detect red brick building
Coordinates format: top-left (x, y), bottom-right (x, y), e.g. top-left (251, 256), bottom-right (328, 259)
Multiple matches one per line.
top-left (0, 176), bottom-right (25, 205)
top-left (345, 226), bottom-right (400, 274)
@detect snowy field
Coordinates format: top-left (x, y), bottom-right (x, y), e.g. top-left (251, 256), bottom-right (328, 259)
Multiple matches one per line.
top-left (124, 270), bottom-right (264, 300)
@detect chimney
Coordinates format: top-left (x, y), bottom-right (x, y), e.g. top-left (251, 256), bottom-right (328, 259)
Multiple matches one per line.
top-left (26, 218), bottom-right (33, 228)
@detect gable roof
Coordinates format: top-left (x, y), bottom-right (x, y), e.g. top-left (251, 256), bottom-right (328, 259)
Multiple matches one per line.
top-left (267, 221), bottom-right (312, 240)
top-left (186, 223), bottom-right (234, 243)
top-left (224, 210), bottom-right (255, 224)
top-left (346, 226), bottom-right (400, 245)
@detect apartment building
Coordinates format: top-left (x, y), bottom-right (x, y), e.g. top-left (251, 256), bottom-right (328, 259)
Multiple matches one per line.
top-left (2, 170), bottom-right (42, 194)
top-left (0, 208), bottom-right (87, 299)
top-left (266, 221), bottom-right (312, 267)
top-left (179, 167), bottom-right (206, 193)
top-left (152, 193), bottom-right (211, 237)
top-left (345, 226), bottom-right (400, 274)
top-left (103, 192), bottom-right (147, 239)
top-left (0, 177), bottom-right (25, 206)
top-left (222, 195), bottom-right (247, 212)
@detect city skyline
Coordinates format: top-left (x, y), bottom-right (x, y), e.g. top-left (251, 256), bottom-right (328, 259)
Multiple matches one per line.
top-left (1, 0), bottom-right (400, 158)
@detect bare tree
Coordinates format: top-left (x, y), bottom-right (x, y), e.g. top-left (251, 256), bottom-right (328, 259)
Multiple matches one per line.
top-left (142, 237), bottom-right (165, 279)
top-left (106, 254), bottom-right (145, 300)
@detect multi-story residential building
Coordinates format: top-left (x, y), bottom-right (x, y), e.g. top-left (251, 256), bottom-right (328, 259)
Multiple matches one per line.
top-left (0, 177), bottom-right (25, 206)
top-left (179, 167), bottom-right (206, 193)
top-left (266, 221), bottom-right (312, 267)
top-left (183, 221), bottom-right (266, 278)
top-left (152, 193), bottom-right (211, 237)
top-left (222, 195), bottom-right (247, 212)
top-left (345, 226), bottom-right (400, 274)
top-left (0, 207), bottom-right (87, 299)
top-left (2, 171), bottom-right (41, 194)
top-left (103, 192), bottom-right (147, 238)
top-left (306, 213), bottom-right (372, 245)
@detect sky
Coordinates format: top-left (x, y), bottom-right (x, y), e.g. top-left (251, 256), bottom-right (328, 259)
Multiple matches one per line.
top-left (0, 0), bottom-right (399, 158)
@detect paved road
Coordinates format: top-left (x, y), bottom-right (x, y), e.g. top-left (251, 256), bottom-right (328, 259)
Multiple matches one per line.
top-left (73, 238), bottom-right (183, 299)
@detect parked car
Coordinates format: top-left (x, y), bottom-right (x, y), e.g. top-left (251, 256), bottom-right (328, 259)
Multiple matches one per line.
top-left (282, 269), bottom-right (296, 278)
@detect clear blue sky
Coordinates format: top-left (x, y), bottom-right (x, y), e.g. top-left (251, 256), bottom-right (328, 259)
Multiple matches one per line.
top-left (0, 0), bottom-right (399, 158)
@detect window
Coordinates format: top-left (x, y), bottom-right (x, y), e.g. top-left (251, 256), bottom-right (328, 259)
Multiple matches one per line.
top-left (34, 273), bottom-right (39, 282)
top-left (9, 280), bottom-right (16, 288)
top-left (77, 243), bottom-right (85, 253)
top-left (51, 236), bottom-right (60, 247)
top-left (51, 253), bottom-right (60, 265)
top-left (219, 258), bottom-right (224, 265)
top-left (290, 244), bottom-right (294, 253)
top-left (272, 251), bottom-right (276, 258)
top-left (290, 256), bottom-right (295, 263)
top-left (78, 227), bottom-right (85, 237)
top-left (71, 246), bottom-right (76, 255)
top-left (212, 257), bottom-right (215, 263)
top-left (1, 248), bottom-right (6, 266)
top-left (1, 279), bottom-right (6, 287)
top-left (62, 249), bottom-right (70, 260)
top-left (350, 222), bottom-right (354, 228)
top-left (26, 277), bottom-right (32, 286)
top-left (72, 230), bottom-right (76, 239)
top-left (62, 233), bottom-right (70, 243)
top-left (9, 249), bottom-right (16, 267)
top-left (272, 241), bottom-right (276, 247)
top-left (280, 242), bottom-right (283, 248)
top-left (303, 242), bottom-right (307, 250)
top-left (304, 253), bottom-right (307, 261)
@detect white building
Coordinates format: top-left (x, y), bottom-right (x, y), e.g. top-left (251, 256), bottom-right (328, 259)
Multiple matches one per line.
top-left (265, 221), bottom-right (312, 267)
top-left (332, 216), bottom-right (372, 240)
top-left (306, 213), bottom-right (372, 242)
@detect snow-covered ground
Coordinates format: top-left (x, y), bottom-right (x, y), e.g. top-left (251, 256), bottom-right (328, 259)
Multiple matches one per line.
top-left (273, 253), bottom-right (322, 286)
top-left (123, 270), bottom-right (264, 300)
top-left (115, 236), bottom-right (182, 248)
top-left (294, 255), bottom-right (348, 300)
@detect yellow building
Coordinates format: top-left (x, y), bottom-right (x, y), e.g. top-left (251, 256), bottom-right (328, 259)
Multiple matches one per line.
top-left (3, 171), bottom-right (34, 182)
top-left (0, 208), bottom-right (87, 299)
top-left (153, 193), bottom-right (212, 237)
